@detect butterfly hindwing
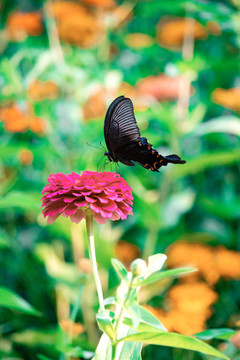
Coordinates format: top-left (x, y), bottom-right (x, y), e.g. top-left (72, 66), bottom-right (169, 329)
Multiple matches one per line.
top-left (124, 139), bottom-right (185, 172)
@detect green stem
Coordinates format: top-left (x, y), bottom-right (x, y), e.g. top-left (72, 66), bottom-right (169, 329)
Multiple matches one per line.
top-left (112, 276), bottom-right (134, 359)
top-left (85, 212), bottom-right (104, 312)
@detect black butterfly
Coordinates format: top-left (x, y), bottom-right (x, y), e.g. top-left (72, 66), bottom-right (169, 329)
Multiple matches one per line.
top-left (104, 96), bottom-right (186, 172)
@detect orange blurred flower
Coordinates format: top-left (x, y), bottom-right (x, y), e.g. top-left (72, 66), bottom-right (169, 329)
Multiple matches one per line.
top-left (0, 105), bottom-right (29, 133)
top-left (0, 104), bottom-right (46, 134)
top-left (211, 88), bottom-right (240, 112)
top-left (167, 241), bottom-right (219, 285)
top-left (48, 1), bottom-right (88, 21)
top-left (145, 281), bottom-right (218, 335)
top-left (168, 282), bottom-right (218, 315)
top-left (28, 80), bottom-right (59, 100)
top-left (145, 306), bottom-right (206, 335)
top-left (157, 308), bottom-right (208, 335)
top-left (18, 149), bottom-right (33, 166)
top-left (81, 0), bottom-right (115, 7)
top-left (7, 11), bottom-right (43, 40)
top-left (137, 74), bottom-right (193, 102)
top-left (82, 87), bottom-right (106, 121)
top-left (114, 240), bottom-right (141, 269)
top-left (167, 241), bottom-right (240, 284)
top-left (157, 17), bottom-right (207, 48)
top-left (207, 21), bottom-right (222, 36)
top-left (59, 319), bottom-right (85, 337)
top-left (125, 33), bottom-right (154, 49)
top-left (215, 246), bottom-right (240, 280)
top-left (29, 117), bottom-right (46, 134)
top-left (48, 1), bottom-right (104, 48)
top-left (58, 12), bottom-right (104, 47)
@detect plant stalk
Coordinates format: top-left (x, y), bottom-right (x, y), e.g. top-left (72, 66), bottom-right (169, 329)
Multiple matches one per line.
top-left (85, 212), bottom-right (104, 312)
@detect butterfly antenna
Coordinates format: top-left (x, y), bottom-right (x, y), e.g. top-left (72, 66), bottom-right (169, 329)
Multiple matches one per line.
top-left (86, 141), bottom-right (103, 150)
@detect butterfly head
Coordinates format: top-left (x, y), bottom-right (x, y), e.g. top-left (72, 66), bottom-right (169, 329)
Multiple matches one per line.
top-left (104, 151), bottom-right (114, 163)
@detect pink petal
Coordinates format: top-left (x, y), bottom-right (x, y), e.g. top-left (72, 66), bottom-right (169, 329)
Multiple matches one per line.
top-left (110, 212), bottom-right (120, 221)
top-left (92, 189), bottom-right (103, 194)
top-left (94, 212), bottom-right (108, 224)
top-left (74, 200), bottom-right (88, 207)
top-left (72, 192), bottom-right (85, 196)
top-left (46, 205), bottom-right (67, 216)
top-left (101, 201), bottom-right (117, 212)
top-left (96, 196), bottom-right (108, 204)
top-left (64, 203), bottom-right (78, 215)
top-left (90, 203), bottom-right (100, 213)
top-left (70, 209), bottom-right (85, 223)
top-left (79, 191), bottom-right (92, 195)
top-left (85, 196), bottom-right (97, 203)
top-left (100, 209), bottom-right (112, 218)
top-left (63, 197), bottom-right (77, 203)
top-left (47, 213), bottom-right (61, 224)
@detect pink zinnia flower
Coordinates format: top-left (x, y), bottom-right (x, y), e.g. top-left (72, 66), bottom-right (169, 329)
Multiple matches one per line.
top-left (41, 171), bottom-right (133, 225)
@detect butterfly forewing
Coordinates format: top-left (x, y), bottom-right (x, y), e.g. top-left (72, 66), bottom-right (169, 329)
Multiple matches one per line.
top-left (104, 96), bottom-right (141, 155)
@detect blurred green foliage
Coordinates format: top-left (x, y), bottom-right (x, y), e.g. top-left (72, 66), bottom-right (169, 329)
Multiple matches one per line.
top-left (0, 0), bottom-right (240, 359)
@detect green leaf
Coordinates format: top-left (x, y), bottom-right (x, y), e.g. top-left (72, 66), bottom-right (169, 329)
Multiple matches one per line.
top-left (173, 149), bottom-right (240, 178)
top-left (38, 356), bottom-right (54, 360)
top-left (125, 301), bottom-right (141, 330)
top-left (134, 267), bottom-right (196, 287)
top-left (96, 311), bottom-right (115, 340)
top-left (103, 297), bottom-right (116, 306)
top-left (188, 103), bottom-right (207, 128)
top-left (111, 258), bottom-right (129, 283)
top-left (144, 254), bottom-right (167, 278)
top-left (118, 338), bottom-right (142, 360)
top-left (0, 287), bottom-right (41, 316)
top-left (0, 58), bottom-right (23, 95)
top-left (199, 196), bottom-right (240, 220)
top-left (194, 116), bottom-right (240, 137)
top-left (124, 302), bottom-right (167, 332)
top-left (92, 333), bottom-right (112, 360)
top-left (162, 190), bottom-right (195, 227)
top-left (12, 329), bottom-right (57, 345)
top-left (195, 328), bottom-right (237, 341)
top-left (63, 345), bottom-right (93, 358)
top-left (118, 332), bottom-right (229, 359)
top-left (0, 191), bottom-right (40, 213)
top-left (0, 236), bottom-right (9, 249)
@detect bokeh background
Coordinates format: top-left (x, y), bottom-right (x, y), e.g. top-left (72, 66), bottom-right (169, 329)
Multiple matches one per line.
top-left (0, 0), bottom-right (240, 359)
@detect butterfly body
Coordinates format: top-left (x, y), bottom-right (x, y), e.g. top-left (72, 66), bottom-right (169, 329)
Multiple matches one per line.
top-left (104, 96), bottom-right (186, 172)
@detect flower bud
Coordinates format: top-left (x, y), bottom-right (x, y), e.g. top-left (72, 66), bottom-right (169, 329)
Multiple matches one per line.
top-left (130, 258), bottom-right (147, 277)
